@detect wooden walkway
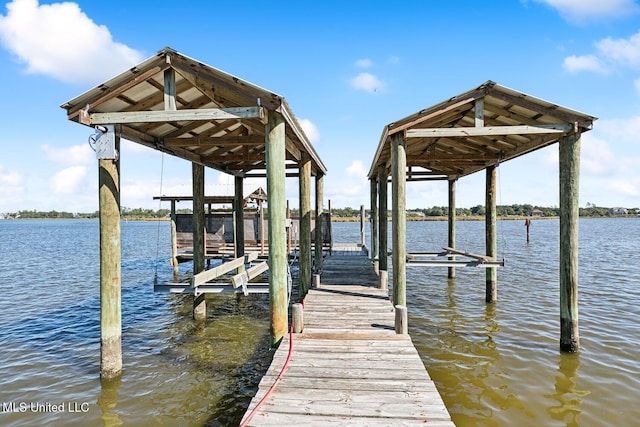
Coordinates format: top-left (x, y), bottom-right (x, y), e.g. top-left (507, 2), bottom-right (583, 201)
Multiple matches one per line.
top-left (242, 247), bottom-right (454, 426)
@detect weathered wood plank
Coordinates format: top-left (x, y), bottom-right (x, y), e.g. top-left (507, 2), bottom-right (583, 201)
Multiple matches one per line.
top-left (191, 252), bottom-right (258, 286)
top-left (242, 251), bottom-right (454, 426)
top-left (89, 106), bottom-right (263, 124)
top-left (406, 123), bottom-right (572, 138)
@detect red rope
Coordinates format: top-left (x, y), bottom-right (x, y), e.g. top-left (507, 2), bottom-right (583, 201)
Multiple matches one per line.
top-left (240, 325), bottom-right (294, 427)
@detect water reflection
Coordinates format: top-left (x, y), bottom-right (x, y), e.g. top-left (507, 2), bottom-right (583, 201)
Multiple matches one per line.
top-left (98, 377), bottom-right (122, 427)
top-left (545, 353), bottom-right (589, 426)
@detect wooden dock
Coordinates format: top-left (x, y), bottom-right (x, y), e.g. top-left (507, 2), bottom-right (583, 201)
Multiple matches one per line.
top-left (241, 248), bottom-right (454, 426)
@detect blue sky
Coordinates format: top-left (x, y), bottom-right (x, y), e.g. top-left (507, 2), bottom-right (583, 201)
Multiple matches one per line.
top-left (1, 0), bottom-right (639, 213)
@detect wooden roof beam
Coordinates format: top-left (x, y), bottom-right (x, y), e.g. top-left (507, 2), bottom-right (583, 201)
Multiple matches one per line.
top-left (87, 106), bottom-right (264, 125)
top-left (406, 123), bottom-right (572, 138)
top-left (164, 135), bottom-right (264, 147)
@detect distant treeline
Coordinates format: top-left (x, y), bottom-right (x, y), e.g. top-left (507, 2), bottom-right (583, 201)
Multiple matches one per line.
top-left (3, 204), bottom-right (637, 220)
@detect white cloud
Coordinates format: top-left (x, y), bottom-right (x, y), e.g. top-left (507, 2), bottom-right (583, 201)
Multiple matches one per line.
top-left (346, 160), bottom-right (367, 178)
top-left (355, 58), bottom-right (373, 68)
top-left (0, 0), bottom-right (143, 84)
top-left (0, 165), bottom-right (23, 186)
top-left (534, 0), bottom-right (639, 24)
top-left (49, 165), bottom-right (88, 194)
top-left (350, 72), bottom-right (385, 93)
top-left (299, 118), bottom-right (320, 145)
top-left (563, 54), bottom-right (608, 73)
top-left (607, 179), bottom-right (640, 196)
top-left (596, 31), bottom-right (640, 68)
top-left (41, 143), bottom-right (93, 165)
top-left (581, 134), bottom-right (616, 175)
top-left (0, 165), bottom-right (25, 207)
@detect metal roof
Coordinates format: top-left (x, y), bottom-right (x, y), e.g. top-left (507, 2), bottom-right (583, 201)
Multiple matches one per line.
top-left (368, 80), bottom-right (597, 180)
top-left (61, 47), bottom-right (326, 177)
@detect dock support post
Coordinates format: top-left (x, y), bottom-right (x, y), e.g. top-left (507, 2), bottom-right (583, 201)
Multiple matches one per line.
top-left (312, 273), bottom-right (320, 289)
top-left (391, 133), bottom-right (406, 307)
top-left (170, 199), bottom-right (178, 279)
top-left (377, 165), bottom-right (388, 290)
top-left (292, 303), bottom-right (304, 333)
top-left (559, 132), bottom-right (580, 352)
top-left (266, 110), bottom-right (288, 345)
top-left (99, 134), bottom-right (122, 380)
top-left (360, 204), bottom-right (366, 248)
top-left (395, 305), bottom-right (408, 335)
top-left (448, 179), bottom-right (456, 279)
top-left (234, 175), bottom-right (245, 270)
top-left (314, 174), bottom-right (324, 273)
top-left (192, 163), bottom-right (206, 321)
top-left (485, 165), bottom-right (497, 303)
top-left (259, 199), bottom-right (265, 256)
top-left (299, 153), bottom-right (312, 296)
top-left (370, 178), bottom-right (379, 274)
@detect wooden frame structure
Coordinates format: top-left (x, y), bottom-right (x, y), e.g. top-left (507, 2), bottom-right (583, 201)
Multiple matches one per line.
top-left (61, 47), bottom-right (327, 378)
top-left (367, 80), bottom-right (596, 352)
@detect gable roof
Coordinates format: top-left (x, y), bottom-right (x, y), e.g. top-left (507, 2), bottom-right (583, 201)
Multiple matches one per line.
top-left (61, 47), bottom-right (326, 177)
top-left (368, 80), bottom-right (596, 180)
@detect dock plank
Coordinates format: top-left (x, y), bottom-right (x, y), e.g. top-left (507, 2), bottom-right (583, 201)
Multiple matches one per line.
top-left (241, 250), bottom-right (454, 426)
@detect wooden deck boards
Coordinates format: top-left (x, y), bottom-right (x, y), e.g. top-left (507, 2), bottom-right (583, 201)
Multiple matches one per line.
top-left (242, 251), bottom-right (454, 426)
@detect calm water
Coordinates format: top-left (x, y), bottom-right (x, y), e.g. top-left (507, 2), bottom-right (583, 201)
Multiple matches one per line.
top-left (1, 218), bottom-right (639, 426)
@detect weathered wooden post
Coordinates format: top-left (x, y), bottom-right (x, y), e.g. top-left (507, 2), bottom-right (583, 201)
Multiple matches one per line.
top-left (370, 178), bottom-right (379, 274)
top-left (328, 199), bottom-right (333, 256)
top-left (99, 132), bottom-right (121, 379)
top-left (395, 305), bottom-right (408, 334)
top-left (192, 163), bottom-right (206, 321)
top-left (266, 110), bottom-right (288, 345)
top-left (448, 179), bottom-right (456, 279)
top-left (259, 199), bottom-right (265, 255)
top-left (559, 132), bottom-right (580, 352)
top-left (391, 133), bottom-right (406, 307)
top-left (292, 303), bottom-right (304, 333)
top-left (485, 165), bottom-right (497, 303)
top-left (360, 204), bottom-right (366, 248)
top-left (314, 174), bottom-right (324, 272)
top-left (525, 217), bottom-right (531, 244)
top-left (378, 166), bottom-right (388, 290)
top-left (170, 199), bottom-right (178, 279)
top-left (286, 200), bottom-right (291, 256)
top-left (234, 175), bottom-right (245, 271)
top-left (299, 153), bottom-right (312, 295)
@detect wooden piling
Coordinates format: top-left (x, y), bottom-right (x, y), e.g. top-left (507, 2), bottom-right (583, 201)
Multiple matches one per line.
top-left (192, 163), bottom-right (206, 320)
top-left (391, 133), bottom-right (406, 307)
top-left (377, 165), bottom-right (388, 280)
top-left (448, 179), bottom-right (456, 279)
top-left (170, 199), bottom-right (178, 279)
top-left (395, 305), bottom-right (408, 335)
top-left (266, 110), bottom-right (288, 345)
top-left (99, 140), bottom-right (122, 379)
top-left (485, 165), bottom-right (497, 303)
top-left (234, 175), bottom-right (245, 267)
top-left (370, 178), bottom-right (378, 272)
top-left (299, 153), bottom-right (312, 296)
top-left (314, 174), bottom-right (324, 272)
top-left (292, 303), bottom-right (304, 333)
top-left (360, 204), bottom-right (366, 248)
top-left (559, 132), bottom-right (580, 352)
top-left (312, 273), bottom-right (320, 289)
